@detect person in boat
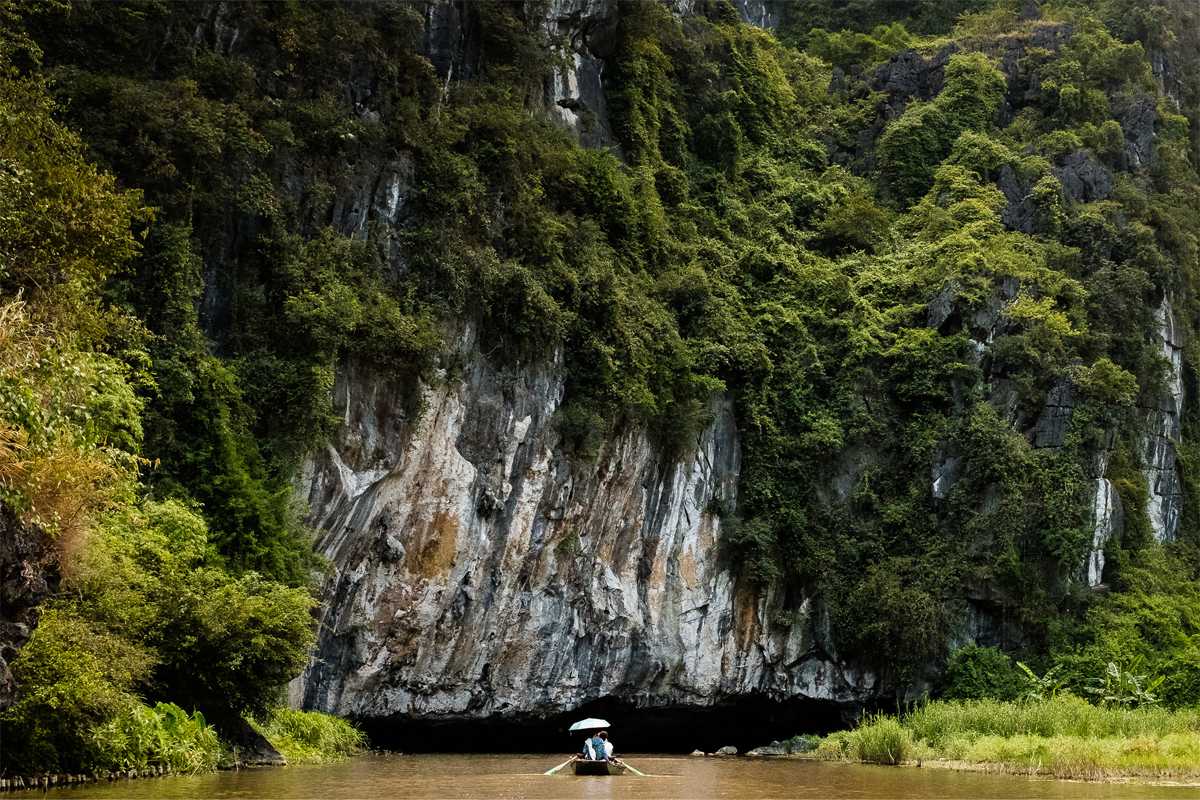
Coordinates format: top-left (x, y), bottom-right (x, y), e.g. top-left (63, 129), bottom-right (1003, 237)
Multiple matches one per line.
top-left (598, 730), bottom-right (614, 760)
top-left (580, 732), bottom-right (606, 761)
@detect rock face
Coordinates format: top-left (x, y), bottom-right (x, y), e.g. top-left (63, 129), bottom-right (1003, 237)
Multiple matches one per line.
top-left (1086, 478), bottom-right (1121, 588)
top-left (1143, 294), bottom-right (1185, 542)
top-left (286, 6), bottom-right (888, 723)
top-left (285, 4), bottom-right (1194, 725)
top-left (0, 505), bottom-right (57, 712)
top-left (292, 323), bottom-right (877, 722)
top-left (1054, 149), bottom-right (1113, 204)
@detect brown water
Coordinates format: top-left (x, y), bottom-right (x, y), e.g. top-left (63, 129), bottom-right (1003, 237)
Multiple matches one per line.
top-left (28, 754), bottom-right (1200, 799)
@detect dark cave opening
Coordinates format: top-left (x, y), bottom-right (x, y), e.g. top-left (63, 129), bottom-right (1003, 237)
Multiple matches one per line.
top-left (360, 695), bottom-right (857, 754)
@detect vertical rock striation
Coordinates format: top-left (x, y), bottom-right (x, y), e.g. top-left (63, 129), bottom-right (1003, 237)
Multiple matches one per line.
top-left (1143, 294), bottom-right (1185, 542)
top-left (292, 324), bottom-right (875, 722)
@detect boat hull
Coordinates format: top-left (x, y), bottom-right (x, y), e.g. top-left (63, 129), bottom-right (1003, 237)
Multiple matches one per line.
top-left (573, 760), bottom-right (626, 776)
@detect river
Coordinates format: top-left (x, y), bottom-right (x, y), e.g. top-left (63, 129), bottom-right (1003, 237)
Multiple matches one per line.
top-left (25, 754), bottom-right (1200, 799)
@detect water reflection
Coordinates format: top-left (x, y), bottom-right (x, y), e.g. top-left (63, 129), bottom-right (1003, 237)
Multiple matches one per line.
top-left (30, 753), bottom-right (1200, 799)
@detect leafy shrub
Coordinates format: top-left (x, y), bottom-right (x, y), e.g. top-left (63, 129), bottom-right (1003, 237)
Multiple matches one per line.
top-left (878, 53), bottom-right (1007, 201)
top-left (89, 703), bottom-right (221, 774)
top-left (0, 301), bottom-right (140, 543)
top-left (0, 608), bottom-right (154, 773)
top-left (941, 645), bottom-right (1024, 701)
top-left (252, 708), bottom-right (365, 764)
top-left (74, 500), bottom-right (317, 718)
top-left (806, 23), bottom-right (912, 70)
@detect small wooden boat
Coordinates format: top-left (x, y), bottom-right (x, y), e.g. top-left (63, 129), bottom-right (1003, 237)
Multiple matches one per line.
top-left (573, 759), bottom-right (627, 776)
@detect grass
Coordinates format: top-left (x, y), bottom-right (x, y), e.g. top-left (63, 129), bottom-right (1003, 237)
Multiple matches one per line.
top-left (808, 697), bottom-right (1200, 781)
top-left (855, 714), bottom-right (912, 765)
top-left (904, 696), bottom-right (1200, 744)
top-left (252, 709), bottom-right (366, 765)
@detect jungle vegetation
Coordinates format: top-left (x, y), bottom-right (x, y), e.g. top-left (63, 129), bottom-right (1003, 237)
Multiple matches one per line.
top-left (2, 0), bottom-right (1200, 775)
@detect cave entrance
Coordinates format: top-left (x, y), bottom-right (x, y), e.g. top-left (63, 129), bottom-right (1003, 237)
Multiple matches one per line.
top-left (360, 695), bottom-right (855, 753)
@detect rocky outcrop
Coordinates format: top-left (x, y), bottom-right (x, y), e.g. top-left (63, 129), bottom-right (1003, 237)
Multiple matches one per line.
top-left (731, 0), bottom-right (782, 30)
top-left (0, 505), bottom-right (57, 712)
top-left (209, 711), bottom-right (287, 768)
top-left (1054, 149), bottom-right (1113, 204)
top-left (291, 324), bottom-right (876, 724)
top-left (283, 0), bottom-right (1191, 727)
top-left (1119, 94), bottom-right (1158, 171)
top-left (1086, 478), bottom-right (1121, 588)
top-left (1143, 294), bottom-right (1185, 542)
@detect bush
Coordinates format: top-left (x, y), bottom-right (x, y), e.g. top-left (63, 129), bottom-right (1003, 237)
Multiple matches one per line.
top-left (252, 708), bottom-right (365, 764)
top-left (0, 609), bottom-right (154, 773)
top-left (941, 645), bottom-right (1024, 701)
top-left (89, 703), bottom-right (221, 774)
top-left (878, 53), bottom-right (1006, 200)
top-left (74, 500), bottom-right (318, 718)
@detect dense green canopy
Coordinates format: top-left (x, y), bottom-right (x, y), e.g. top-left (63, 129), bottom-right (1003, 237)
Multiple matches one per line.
top-left (3, 0), bottom-right (1200, 773)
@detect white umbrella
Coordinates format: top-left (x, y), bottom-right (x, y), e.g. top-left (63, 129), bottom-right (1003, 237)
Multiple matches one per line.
top-left (568, 717), bottom-right (610, 732)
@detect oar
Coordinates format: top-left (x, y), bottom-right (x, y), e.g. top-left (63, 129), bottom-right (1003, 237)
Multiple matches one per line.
top-left (617, 759), bottom-right (648, 777)
top-left (543, 757), bottom-right (575, 776)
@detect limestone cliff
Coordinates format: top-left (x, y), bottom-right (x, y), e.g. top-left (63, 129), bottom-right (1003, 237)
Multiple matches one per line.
top-left (288, 0), bottom-right (1189, 724)
top-left (292, 324), bottom-right (875, 721)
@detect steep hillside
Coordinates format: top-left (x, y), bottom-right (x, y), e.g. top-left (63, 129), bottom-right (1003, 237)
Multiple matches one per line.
top-left (3, 0), bottom-right (1200, 766)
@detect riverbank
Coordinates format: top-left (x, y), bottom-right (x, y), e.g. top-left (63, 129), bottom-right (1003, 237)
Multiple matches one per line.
top-left (0, 766), bottom-right (173, 793)
top-left (0, 709), bottom-right (364, 792)
top-left (798, 697), bottom-right (1200, 783)
top-left (915, 757), bottom-right (1200, 786)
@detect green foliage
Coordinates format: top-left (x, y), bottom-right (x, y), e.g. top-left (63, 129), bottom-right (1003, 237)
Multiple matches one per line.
top-left (878, 53), bottom-right (1007, 201)
top-left (1052, 551), bottom-right (1200, 708)
top-left (0, 608), bottom-right (153, 773)
top-left (251, 708), bottom-right (365, 764)
top-left (805, 23), bottom-right (913, 70)
top-left (1087, 660), bottom-right (1163, 708)
top-left (75, 499), bottom-right (317, 717)
top-left (942, 645), bottom-right (1024, 701)
top-left (855, 714), bottom-right (913, 765)
top-left (778, 0), bottom-right (997, 40)
top-left (1015, 661), bottom-right (1067, 702)
top-left (904, 695), bottom-right (1200, 746)
top-left (0, 59), bottom-right (149, 540)
top-left (0, 64), bottom-right (149, 324)
top-left (1, 610), bottom-right (221, 774)
top-left (2, 0), bottom-right (1200, 772)
top-left (1, 496), bottom-right (316, 773)
top-left (829, 698), bottom-right (1200, 779)
top-left (89, 703), bottom-right (222, 775)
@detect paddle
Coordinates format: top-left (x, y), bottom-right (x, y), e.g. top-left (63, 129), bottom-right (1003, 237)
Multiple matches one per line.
top-left (543, 757), bottom-right (575, 776)
top-left (616, 759), bottom-right (647, 777)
